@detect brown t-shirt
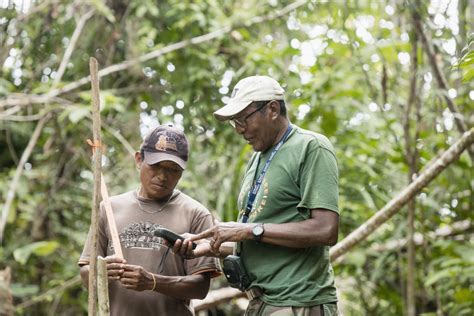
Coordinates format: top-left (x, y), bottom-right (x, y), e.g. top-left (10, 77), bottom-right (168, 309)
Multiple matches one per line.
top-left (79, 190), bottom-right (221, 316)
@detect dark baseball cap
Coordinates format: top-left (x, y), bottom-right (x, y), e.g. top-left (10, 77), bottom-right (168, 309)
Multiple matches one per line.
top-left (140, 125), bottom-right (189, 169)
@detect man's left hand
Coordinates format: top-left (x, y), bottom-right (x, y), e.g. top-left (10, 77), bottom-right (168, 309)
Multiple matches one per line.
top-left (119, 264), bottom-right (154, 291)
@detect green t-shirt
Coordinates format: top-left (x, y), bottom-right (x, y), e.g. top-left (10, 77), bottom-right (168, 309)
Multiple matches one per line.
top-left (237, 125), bottom-right (339, 307)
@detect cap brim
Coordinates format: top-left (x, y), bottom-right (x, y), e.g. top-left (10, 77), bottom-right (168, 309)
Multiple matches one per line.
top-left (143, 152), bottom-right (186, 170)
top-left (213, 100), bottom-right (253, 121)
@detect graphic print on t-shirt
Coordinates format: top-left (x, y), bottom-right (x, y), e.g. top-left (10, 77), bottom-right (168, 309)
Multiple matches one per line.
top-left (109, 221), bottom-right (166, 252)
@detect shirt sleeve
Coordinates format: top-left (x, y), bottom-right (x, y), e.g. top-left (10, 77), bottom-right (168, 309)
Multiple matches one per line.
top-left (184, 211), bottom-right (222, 277)
top-left (297, 140), bottom-right (339, 217)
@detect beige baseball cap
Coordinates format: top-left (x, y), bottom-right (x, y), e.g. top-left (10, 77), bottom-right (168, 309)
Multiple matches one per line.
top-left (213, 75), bottom-right (285, 121)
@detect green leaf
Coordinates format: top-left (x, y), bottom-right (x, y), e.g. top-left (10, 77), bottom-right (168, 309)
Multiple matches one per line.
top-left (454, 288), bottom-right (474, 303)
top-left (425, 266), bottom-right (462, 286)
top-left (462, 68), bottom-right (474, 82)
top-left (13, 241), bottom-right (60, 265)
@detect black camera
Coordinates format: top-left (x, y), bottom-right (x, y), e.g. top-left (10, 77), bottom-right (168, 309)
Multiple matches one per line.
top-left (222, 255), bottom-right (251, 291)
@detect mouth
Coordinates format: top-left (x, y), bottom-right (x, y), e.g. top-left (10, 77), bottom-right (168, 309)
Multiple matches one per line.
top-left (151, 183), bottom-right (166, 189)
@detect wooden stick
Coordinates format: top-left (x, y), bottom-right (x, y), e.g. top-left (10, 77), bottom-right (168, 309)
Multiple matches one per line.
top-left (100, 174), bottom-right (123, 259)
top-left (88, 57), bottom-right (101, 316)
top-left (97, 256), bottom-right (110, 316)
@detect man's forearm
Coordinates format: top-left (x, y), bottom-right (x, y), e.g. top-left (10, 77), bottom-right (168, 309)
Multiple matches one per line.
top-left (260, 209), bottom-right (339, 248)
top-left (261, 220), bottom-right (337, 247)
top-left (79, 265), bottom-right (89, 288)
top-left (217, 242), bottom-right (234, 258)
top-left (152, 273), bottom-right (210, 300)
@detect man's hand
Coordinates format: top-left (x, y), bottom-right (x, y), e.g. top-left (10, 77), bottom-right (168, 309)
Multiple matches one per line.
top-left (172, 233), bottom-right (216, 258)
top-left (104, 256), bottom-right (127, 281)
top-left (189, 221), bottom-right (252, 254)
top-left (119, 264), bottom-right (154, 291)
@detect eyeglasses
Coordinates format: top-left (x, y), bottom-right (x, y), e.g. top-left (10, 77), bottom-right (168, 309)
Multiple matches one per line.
top-left (229, 101), bottom-right (271, 128)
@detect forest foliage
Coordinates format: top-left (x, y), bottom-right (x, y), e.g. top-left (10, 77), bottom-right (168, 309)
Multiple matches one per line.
top-left (0, 0), bottom-right (473, 315)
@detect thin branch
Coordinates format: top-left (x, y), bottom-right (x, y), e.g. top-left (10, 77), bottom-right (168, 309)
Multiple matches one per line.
top-left (0, 113), bottom-right (51, 242)
top-left (0, 107), bottom-right (63, 121)
top-left (53, 9), bottom-right (95, 86)
top-left (0, 95), bottom-right (73, 108)
top-left (0, 113), bottom-right (48, 121)
top-left (15, 276), bottom-right (81, 310)
top-left (0, 106), bottom-right (21, 117)
top-left (0, 0), bottom-right (308, 109)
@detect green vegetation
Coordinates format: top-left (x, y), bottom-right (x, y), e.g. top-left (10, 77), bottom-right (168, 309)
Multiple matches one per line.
top-left (0, 0), bottom-right (472, 315)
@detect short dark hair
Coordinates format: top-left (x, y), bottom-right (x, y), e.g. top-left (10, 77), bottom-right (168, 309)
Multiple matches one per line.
top-left (253, 100), bottom-right (287, 117)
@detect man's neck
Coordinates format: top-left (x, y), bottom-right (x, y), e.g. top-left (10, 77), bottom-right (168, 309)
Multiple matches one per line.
top-left (137, 188), bottom-right (175, 203)
top-left (272, 119), bottom-right (290, 147)
top-left (261, 118), bottom-right (289, 153)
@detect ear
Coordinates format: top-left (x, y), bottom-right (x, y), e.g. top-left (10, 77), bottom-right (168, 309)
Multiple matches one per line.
top-left (134, 151), bottom-right (142, 169)
top-left (268, 100), bottom-right (280, 120)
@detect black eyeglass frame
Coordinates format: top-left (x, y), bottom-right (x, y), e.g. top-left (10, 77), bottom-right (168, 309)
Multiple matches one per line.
top-left (229, 100), bottom-right (272, 128)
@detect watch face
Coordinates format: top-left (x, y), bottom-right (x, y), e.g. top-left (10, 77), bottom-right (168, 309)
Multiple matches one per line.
top-left (253, 225), bottom-right (264, 236)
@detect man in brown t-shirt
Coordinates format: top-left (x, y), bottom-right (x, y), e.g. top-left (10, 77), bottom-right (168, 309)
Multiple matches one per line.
top-left (78, 125), bottom-right (221, 315)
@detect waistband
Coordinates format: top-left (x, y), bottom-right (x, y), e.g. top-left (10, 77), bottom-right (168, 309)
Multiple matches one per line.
top-left (245, 287), bottom-right (264, 301)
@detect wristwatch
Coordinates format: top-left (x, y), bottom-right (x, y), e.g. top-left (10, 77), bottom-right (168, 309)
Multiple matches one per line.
top-left (252, 223), bottom-right (265, 242)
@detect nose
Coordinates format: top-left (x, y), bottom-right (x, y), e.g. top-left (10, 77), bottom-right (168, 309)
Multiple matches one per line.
top-left (154, 167), bottom-right (167, 181)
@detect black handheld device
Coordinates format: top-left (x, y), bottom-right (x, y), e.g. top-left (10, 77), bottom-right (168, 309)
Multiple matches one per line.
top-left (154, 228), bottom-right (197, 249)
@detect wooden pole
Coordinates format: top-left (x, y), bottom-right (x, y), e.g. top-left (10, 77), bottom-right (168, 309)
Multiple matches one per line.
top-left (100, 174), bottom-right (124, 259)
top-left (97, 256), bottom-right (110, 316)
top-left (88, 57), bottom-right (102, 315)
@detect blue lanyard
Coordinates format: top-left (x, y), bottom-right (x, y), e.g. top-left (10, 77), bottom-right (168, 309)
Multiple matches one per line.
top-left (241, 124), bottom-right (293, 223)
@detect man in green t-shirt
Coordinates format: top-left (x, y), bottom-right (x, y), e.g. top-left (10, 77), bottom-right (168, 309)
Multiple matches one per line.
top-left (176, 76), bottom-right (340, 315)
